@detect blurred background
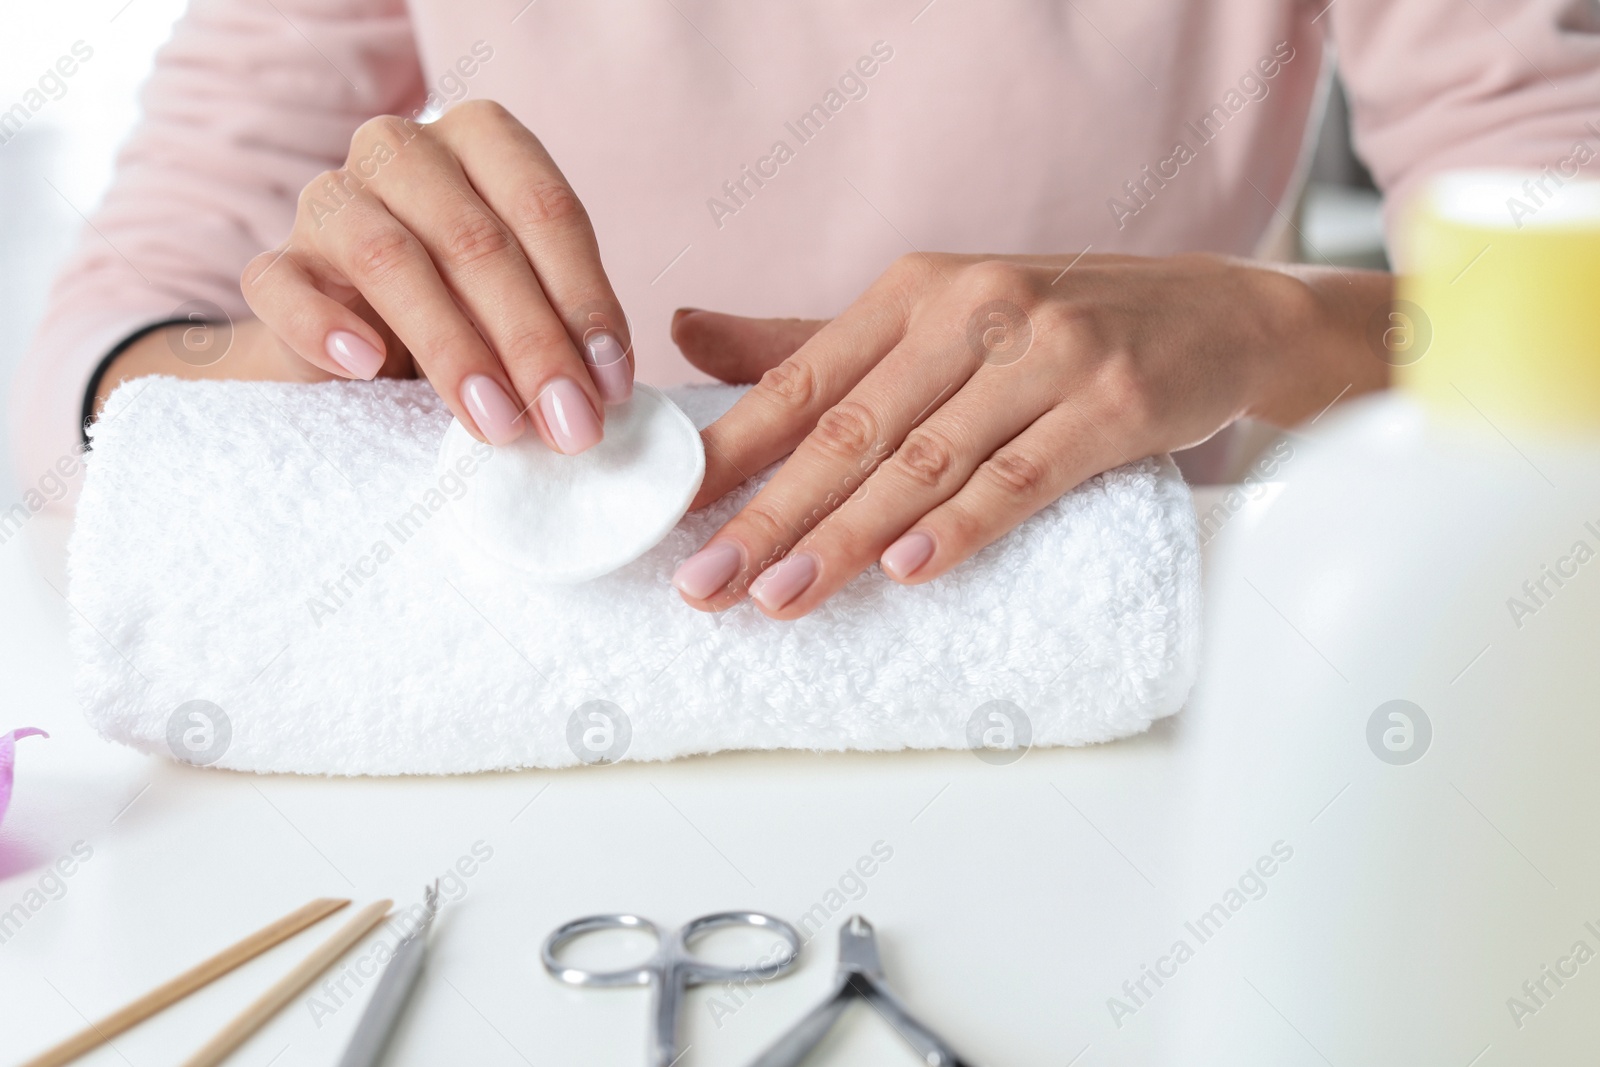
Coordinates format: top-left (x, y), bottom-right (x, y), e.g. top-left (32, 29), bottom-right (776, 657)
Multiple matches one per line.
top-left (0, 1), bottom-right (188, 489)
top-left (0, 2), bottom-right (1387, 496)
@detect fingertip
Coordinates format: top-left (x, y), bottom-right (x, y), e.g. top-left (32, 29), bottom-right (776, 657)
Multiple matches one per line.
top-left (582, 330), bottom-right (633, 405)
top-left (880, 530), bottom-right (936, 582)
top-left (688, 471), bottom-right (721, 511)
top-left (688, 464), bottom-right (741, 511)
top-left (672, 540), bottom-right (742, 600)
top-left (535, 377), bottom-right (602, 454)
top-left (749, 551), bottom-right (819, 614)
top-left (670, 307), bottom-right (706, 351)
top-left (325, 330), bottom-right (386, 380)
top-left (461, 374), bottom-right (527, 445)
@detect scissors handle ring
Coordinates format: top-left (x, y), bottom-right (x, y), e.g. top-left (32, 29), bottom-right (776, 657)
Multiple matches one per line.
top-left (542, 913), bottom-right (662, 987)
top-left (673, 911), bottom-right (803, 984)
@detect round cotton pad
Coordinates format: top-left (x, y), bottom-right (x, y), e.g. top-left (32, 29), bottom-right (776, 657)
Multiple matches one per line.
top-left (438, 384), bottom-right (705, 583)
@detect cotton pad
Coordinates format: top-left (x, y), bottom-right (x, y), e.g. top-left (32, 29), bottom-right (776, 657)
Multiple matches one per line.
top-left (438, 383), bottom-right (705, 582)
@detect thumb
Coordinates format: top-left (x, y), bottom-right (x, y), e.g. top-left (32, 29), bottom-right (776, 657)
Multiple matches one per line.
top-left (671, 309), bottom-right (828, 384)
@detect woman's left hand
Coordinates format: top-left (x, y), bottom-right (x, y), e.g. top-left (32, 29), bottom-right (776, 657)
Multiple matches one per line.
top-left (669, 251), bottom-right (1390, 618)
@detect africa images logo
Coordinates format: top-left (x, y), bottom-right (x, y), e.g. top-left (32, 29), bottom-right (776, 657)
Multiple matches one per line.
top-left (166, 700), bottom-right (232, 766)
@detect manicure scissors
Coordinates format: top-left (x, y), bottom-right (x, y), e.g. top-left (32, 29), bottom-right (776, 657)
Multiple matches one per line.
top-left (542, 911), bottom-right (802, 1067)
top-left (746, 915), bottom-right (975, 1067)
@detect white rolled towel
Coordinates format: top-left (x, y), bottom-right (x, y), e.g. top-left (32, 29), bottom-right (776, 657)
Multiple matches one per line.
top-left (67, 377), bottom-right (1201, 775)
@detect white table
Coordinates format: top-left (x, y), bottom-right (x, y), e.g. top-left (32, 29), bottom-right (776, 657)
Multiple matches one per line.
top-left (0, 504), bottom-right (1198, 1067)
top-left (0, 488), bottom-right (1435, 1067)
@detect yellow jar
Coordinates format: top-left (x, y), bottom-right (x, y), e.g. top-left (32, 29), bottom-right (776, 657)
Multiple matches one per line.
top-left (1397, 170), bottom-right (1600, 435)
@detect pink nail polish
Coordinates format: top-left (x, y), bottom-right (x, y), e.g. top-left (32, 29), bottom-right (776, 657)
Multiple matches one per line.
top-left (750, 553), bottom-right (819, 612)
top-left (460, 374), bottom-right (525, 445)
top-left (325, 330), bottom-right (384, 380)
top-left (584, 331), bottom-right (632, 405)
top-left (538, 378), bottom-right (602, 454)
top-left (672, 541), bottom-right (742, 600)
top-left (881, 531), bottom-right (935, 580)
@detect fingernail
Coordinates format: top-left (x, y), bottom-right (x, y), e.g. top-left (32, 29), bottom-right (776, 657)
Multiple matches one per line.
top-left (750, 552), bottom-right (819, 612)
top-left (538, 377), bottom-right (603, 454)
top-left (325, 330), bottom-right (384, 380)
top-left (583, 330), bottom-right (632, 405)
top-left (881, 531), bottom-right (935, 580)
top-left (460, 374), bottom-right (525, 445)
top-left (672, 541), bottom-right (743, 600)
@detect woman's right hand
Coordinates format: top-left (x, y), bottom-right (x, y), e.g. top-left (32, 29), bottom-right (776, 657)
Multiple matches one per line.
top-left (238, 99), bottom-right (631, 453)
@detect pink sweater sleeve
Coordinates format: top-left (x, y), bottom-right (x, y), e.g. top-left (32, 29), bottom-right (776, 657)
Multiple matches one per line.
top-left (1330, 0), bottom-right (1600, 246)
top-left (8, 0), bottom-right (421, 499)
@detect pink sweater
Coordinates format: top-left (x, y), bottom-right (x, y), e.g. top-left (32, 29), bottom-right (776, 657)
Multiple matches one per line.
top-left (12, 0), bottom-right (1600, 495)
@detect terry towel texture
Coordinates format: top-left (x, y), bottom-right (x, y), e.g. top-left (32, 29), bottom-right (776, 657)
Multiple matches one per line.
top-left (68, 378), bottom-right (1201, 775)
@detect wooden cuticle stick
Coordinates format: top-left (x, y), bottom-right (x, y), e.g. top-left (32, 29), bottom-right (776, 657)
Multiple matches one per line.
top-left (180, 899), bottom-right (393, 1067)
top-left (20, 897), bottom-right (351, 1067)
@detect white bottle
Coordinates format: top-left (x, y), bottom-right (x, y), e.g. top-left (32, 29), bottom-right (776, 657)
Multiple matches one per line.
top-left (1171, 171), bottom-right (1600, 1062)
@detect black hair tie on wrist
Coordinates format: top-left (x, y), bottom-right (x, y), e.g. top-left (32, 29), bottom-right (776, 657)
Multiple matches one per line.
top-left (79, 317), bottom-right (193, 448)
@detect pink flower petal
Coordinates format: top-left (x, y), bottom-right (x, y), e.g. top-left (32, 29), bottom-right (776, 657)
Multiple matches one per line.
top-left (0, 728), bottom-right (48, 830)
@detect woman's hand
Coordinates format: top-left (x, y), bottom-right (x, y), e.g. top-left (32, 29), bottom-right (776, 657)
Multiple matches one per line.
top-left (669, 252), bottom-right (1392, 619)
top-left (238, 99), bottom-right (631, 453)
